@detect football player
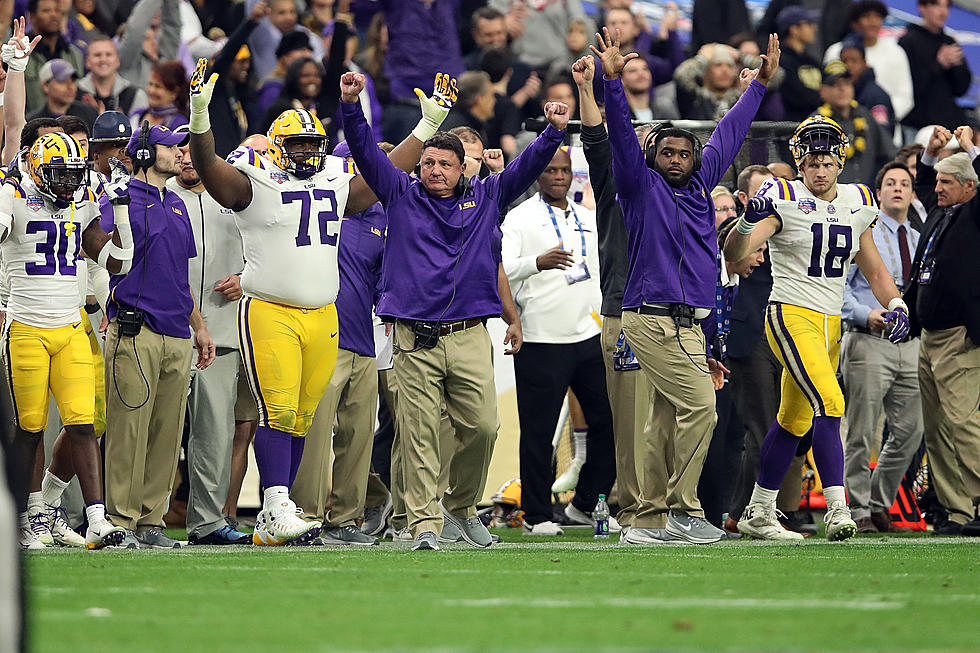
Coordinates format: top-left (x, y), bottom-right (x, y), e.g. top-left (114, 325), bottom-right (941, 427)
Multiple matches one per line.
top-left (186, 58), bottom-right (456, 545)
top-left (724, 116), bottom-right (909, 541)
top-left (2, 132), bottom-right (135, 549)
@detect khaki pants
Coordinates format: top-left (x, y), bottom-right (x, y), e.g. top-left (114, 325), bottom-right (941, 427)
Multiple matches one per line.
top-left (292, 348), bottom-right (379, 525)
top-left (104, 320), bottom-right (193, 532)
top-left (918, 326), bottom-right (980, 524)
top-left (600, 316), bottom-right (647, 527)
top-left (623, 312), bottom-right (716, 523)
top-left (393, 322), bottom-right (497, 537)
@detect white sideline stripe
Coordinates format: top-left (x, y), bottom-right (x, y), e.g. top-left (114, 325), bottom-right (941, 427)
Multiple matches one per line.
top-left (442, 597), bottom-right (905, 611)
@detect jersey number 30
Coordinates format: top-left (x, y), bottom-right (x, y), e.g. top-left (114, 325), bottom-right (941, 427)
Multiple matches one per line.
top-left (807, 223), bottom-right (852, 278)
top-left (282, 190), bottom-right (339, 248)
top-left (26, 221), bottom-right (80, 276)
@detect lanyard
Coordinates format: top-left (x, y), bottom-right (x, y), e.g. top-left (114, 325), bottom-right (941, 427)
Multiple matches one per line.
top-left (921, 209), bottom-right (955, 264)
top-left (543, 198), bottom-right (586, 257)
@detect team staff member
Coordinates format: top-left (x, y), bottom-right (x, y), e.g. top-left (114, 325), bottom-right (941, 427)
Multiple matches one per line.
top-left (593, 28), bottom-right (780, 546)
top-left (166, 127), bottom-right (251, 545)
top-left (102, 124), bottom-right (216, 549)
top-left (341, 70), bottom-right (569, 552)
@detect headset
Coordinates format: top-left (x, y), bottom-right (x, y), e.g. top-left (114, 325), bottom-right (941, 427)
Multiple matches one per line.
top-left (642, 122), bottom-right (703, 173)
top-left (132, 121), bottom-right (155, 174)
top-left (414, 162), bottom-right (472, 196)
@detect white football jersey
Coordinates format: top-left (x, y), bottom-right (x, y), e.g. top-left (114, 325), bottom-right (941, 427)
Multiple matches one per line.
top-left (760, 177), bottom-right (878, 316)
top-left (1, 176), bottom-right (100, 328)
top-left (228, 147), bottom-right (353, 308)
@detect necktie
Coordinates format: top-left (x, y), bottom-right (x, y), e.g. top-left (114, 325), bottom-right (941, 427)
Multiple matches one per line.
top-left (897, 224), bottom-right (911, 287)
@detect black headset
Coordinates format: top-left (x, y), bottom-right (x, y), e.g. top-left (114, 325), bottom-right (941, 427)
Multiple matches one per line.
top-left (414, 161), bottom-right (472, 196)
top-left (642, 122), bottom-right (703, 172)
top-left (132, 121), bottom-right (154, 174)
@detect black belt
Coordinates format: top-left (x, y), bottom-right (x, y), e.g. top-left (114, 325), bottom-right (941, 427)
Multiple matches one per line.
top-left (398, 318), bottom-right (484, 336)
top-left (626, 304), bottom-right (701, 325)
top-left (846, 325), bottom-right (886, 338)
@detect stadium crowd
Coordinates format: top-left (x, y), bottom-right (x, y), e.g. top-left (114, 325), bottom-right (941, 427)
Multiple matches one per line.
top-left (0, 0), bottom-right (978, 557)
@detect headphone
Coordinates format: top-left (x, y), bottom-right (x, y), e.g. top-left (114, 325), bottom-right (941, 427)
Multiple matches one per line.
top-left (132, 121), bottom-right (154, 174)
top-left (642, 122), bottom-right (703, 173)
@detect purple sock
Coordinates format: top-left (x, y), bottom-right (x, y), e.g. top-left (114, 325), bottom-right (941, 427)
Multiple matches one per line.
top-left (253, 425), bottom-right (292, 489)
top-left (811, 416), bottom-right (844, 487)
top-left (288, 436), bottom-right (306, 488)
top-left (757, 421), bottom-right (800, 490)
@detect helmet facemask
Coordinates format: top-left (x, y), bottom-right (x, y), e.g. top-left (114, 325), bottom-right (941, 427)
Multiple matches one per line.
top-left (280, 135), bottom-right (328, 179)
top-left (790, 120), bottom-right (849, 170)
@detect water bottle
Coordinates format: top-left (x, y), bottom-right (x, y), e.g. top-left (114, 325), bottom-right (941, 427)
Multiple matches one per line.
top-left (593, 494), bottom-right (610, 539)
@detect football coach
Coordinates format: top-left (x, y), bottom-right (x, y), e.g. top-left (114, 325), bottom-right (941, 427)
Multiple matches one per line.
top-left (340, 70), bottom-right (568, 552)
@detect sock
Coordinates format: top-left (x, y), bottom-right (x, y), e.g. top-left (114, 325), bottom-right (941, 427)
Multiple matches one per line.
top-left (749, 483), bottom-right (779, 507)
top-left (41, 469), bottom-right (69, 507)
top-left (85, 502), bottom-right (106, 525)
top-left (263, 485), bottom-right (290, 512)
top-left (811, 415), bottom-right (844, 488)
top-left (756, 422), bottom-right (800, 491)
top-left (572, 429), bottom-right (587, 466)
top-left (27, 491), bottom-right (44, 513)
top-left (252, 425), bottom-right (292, 490)
top-left (288, 436), bottom-right (306, 488)
top-left (18, 511), bottom-right (28, 528)
top-left (824, 485), bottom-right (846, 507)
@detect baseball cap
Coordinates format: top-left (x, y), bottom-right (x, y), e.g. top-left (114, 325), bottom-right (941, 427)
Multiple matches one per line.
top-left (127, 124), bottom-right (190, 158)
top-left (91, 111), bottom-right (133, 143)
top-left (39, 59), bottom-right (79, 84)
top-left (331, 141), bottom-right (351, 158)
top-left (776, 6), bottom-right (818, 34)
top-left (839, 34), bottom-right (866, 57)
top-left (821, 60), bottom-right (851, 85)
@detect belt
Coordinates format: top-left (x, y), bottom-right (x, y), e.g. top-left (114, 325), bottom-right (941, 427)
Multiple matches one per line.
top-left (626, 304), bottom-right (701, 325)
top-left (846, 325), bottom-right (886, 339)
top-left (399, 318), bottom-right (484, 336)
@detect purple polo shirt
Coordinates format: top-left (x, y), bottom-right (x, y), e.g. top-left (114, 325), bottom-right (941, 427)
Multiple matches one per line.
top-left (380, 0), bottom-right (463, 102)
top-left (336, 203), bottom-right (387, 357)
top-left (341, 99), bottom-right (564, 322)
top-left (99, 178), bottom-right (197, 338)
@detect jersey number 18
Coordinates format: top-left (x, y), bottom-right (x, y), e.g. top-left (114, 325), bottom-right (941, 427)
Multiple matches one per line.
top-left (807, 223), bottom-right (852, 278)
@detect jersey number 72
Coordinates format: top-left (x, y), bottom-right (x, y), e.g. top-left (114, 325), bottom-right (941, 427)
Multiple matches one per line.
top-left (282, 189), bottom-right (339, 248)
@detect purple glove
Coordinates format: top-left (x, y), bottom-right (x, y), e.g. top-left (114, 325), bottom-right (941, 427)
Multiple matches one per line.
top-left (744, 196), bottom-right (776, 224)
top-left (884, 307), bottom-right (909, 343)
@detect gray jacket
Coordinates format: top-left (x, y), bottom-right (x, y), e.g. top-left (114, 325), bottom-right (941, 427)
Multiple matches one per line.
top-left (117, 0), bottom-right (181, 92)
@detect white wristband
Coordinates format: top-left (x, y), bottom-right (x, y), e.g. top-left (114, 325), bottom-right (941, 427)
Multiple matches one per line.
top-left (887, 297), bottom-right (908, 313)
top-left (735, 216), bottom-right (756, 235)
top-left (188, 107), bottom-right (211, 135)
top-left (0, 91), bottom-right (5, 107)
top-left (411, 117), bottom-right (440, 143)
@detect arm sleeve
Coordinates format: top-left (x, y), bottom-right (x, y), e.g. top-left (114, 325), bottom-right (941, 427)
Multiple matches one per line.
top-left (842, 265), bottom-right (873, 327)
top-left (317, 19), bottom-right (351, 123)
top-left (602, 77), bottom-right (651, 201)
top-left (157, 0), bottom-right (182, 62)
top-left (947, 58), bottom-right (972, 98)
top-left (699, 79), bottom-right (766, 189)
top-left (486, 125), bottom-right (565, 208)
top-left (340, 100), bottom-right (410, 207)
top-left (915, 153), bottom-right (939, 214)
top-left (500, 215), bottom-right (539, 283)
top-left (580, 124), bottom-right (618, 232)
top-left (117, 0), bottom-right (162, 78)
top-left (212, 17), bottom-right (261, 77)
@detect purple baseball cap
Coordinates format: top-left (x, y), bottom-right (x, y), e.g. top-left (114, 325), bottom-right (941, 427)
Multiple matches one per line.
top-left (39, 59), bottom-right (79, 84)
top-left (332, 141), bottom-right (351, 158)
top-left (127, 124), bottom-right (189, 158)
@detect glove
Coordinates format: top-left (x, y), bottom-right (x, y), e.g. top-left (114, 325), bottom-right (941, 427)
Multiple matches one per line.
top-left (189, 58), bottom-right (219, 134)
top-left (884, 300), bottom-right (910, 344)
top-left (412, 72), bottom-right (458, 142)
top-left (104, 157), bottom-right (131, 204)
top-left (736, 196), bottom-right (776, 234)
top-left (2, 36), bottom-right (31, 73)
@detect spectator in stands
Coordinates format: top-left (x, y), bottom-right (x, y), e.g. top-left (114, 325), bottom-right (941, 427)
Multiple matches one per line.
top-left (906, 126), bottom-right (980, 537)
top-left (246, 0), bottom-right (324, 82)
top-left (255, 31), bottom-right (314, 121)
top-left (76, 0), bottom-right (136, 40)
top-left (841, 161), bottom-right (922, 534)
top-left (467, 7), bottom-right (539, 112)
top-left (89, 111), bottom-right (133, 181)
top-left (117, 0), bottom-right (181, 92)
top-left (546, 18), bottom-right (593, 83)
top-left (66, 0), bottom-right (103, 47)
top-left (78, 38), bottom-right (148, 116)
top-left (622, 57), bottom-right (655, 121)
top-left (301, 0), bottom-right (337, 36)
top-left (675, 43), bottom-right (781, 121)
top-left (542, 75), bottom-right (577, 122)
top-left (27, 59), bottom-right (98, 129)
top-left (899, 0), bottom-right (973, 134)
top-left (439, 71), bottom-right (496, 148)
top-left (711, 185), bottom-right (737, 228)
top-left (487, 0), bottom-right (592, 71)
top-left (767, 161), bottom-right (796, 179)
top-left (328, 15), bottom-right (385, 143)
top-left (838, 36), bottom-right (895, 137)
top-left (896, 143), bottom-right (929, 229)
top-left (257, 57), bottom-right (324, 134)
top-left (814, 60), bottom-right (894, 187)
top-left (24, 0), bottom-right (85, 114)
top-left (478, 48), bottom-right (522, 158)
top-left (54, 114), bottom-right (89, 154)
top-left (824, 1), bottom-right (913, 131)
top-left (775, 7), bottom-right (822, 122)
top-left (131, 60), bottom-right (189, 131)
top-left (691, 0), bottom-right (751, 53)
top-left (756, 0), bottom-right (852, 61)
top-left (352, 12), bottom-right (389, 106)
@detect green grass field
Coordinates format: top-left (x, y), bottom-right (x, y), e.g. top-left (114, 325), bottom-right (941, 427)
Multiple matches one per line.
top-left (25, 529), bottom-right (980, 653)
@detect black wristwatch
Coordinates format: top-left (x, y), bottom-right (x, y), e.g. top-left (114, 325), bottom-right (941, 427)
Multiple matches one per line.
top-left (109, 195), bottom-right (131, 206)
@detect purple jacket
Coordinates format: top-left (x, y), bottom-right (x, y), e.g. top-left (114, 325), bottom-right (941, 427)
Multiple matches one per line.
top-left (380, 0), bottom-right (463, 102)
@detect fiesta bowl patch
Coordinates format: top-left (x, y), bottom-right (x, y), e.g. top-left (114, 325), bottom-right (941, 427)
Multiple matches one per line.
top-left (26, 195), bottom-right (44, 211)
top-left (798, 198), bottom-right (816, 214)
top-left (270, 170), bottom-right (288, 184)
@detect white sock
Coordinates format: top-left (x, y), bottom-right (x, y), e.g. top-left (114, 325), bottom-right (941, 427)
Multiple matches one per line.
top-left (41, 470), bottom-right (69, 507)
top-left (824, 486), bottom-right (846, 507)
top-left (18, 511), bottom-right (28, 528)
top-left (263, 486), bottom-right (290, 511)
top-left (749, 483), bottom-right (778, 506)
top-left (85, 502), bottom-right (106, 525)
top-left (27, 491), bottom-right (44, 512)
top-left (572, 429), bottom-right (587, 466)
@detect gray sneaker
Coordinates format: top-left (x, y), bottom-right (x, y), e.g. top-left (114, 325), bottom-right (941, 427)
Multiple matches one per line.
top-left (440, 503), bottom-right (492, 548)
top-left (321, 524), bottom-right (379, 546)
top-left (116, 530), bottom-right (140, 549)
top-left (411, 531), bottom-right (441, 551)
top-left (439, 518), bottom-right (463, 543)
top-left (664, 511), bottom-right (724, 544)
top-left (135, 527), bottom-right (181, 549)
top-left (361, 495), bottom-right (393, 537)
top-left (622, 527), bottom-right (670, 545)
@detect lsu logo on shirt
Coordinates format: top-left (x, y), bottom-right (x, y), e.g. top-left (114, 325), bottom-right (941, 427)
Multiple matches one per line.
top-left (370, 226), bottom-right (383, 238)
top-left (460, 200), bottom-right (476, 210)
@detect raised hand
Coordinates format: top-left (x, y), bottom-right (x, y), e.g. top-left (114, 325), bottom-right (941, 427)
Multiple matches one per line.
top-left (571, 55), bottom-right (594, 88)
top-left (755, 33), bottom-right (781, 86)
top-left (738, 67), bottom-right (758, 93)
top-left (589, 27), bottom-right (639, 79)
top-left (483, 148), bottom-right (504, 173)
top-left (744, 196), bottom-right (776, 225)
top-left (954, 125), bottom-right (975, 153)
top-left (544, 101), bottom-right (570, 131)
top-left (340, 71), bottom-right (365, 103)
top-left (884, 307), bottom-right (909, 343)
top-left (2, 17), bottom-right (41, 72)
top-left (104, 157), bottom-right (131, 201)
top-left (249, 0), bottom-right (269, 21)
top-left (927, 125), bottom-right (953, 156)
top-left (189, 57), bottom-right (219, 133)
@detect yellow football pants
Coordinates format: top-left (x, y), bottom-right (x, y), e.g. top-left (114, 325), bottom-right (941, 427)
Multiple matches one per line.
top-left (5, 319), bottom-right (95, 433)
top-left (238, 297), bottom-right (339, 436)
top-left (764, 302), bottom-right (844, 437)
top-left (81, 309), bottom-right (107, 437)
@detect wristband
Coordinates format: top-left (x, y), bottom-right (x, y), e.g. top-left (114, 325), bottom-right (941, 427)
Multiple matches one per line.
top-left (412, 117), bottom-right (440, 142)
top-left (0, 91), bottom-right (5, 107)
top-left (735, 216), bottom-right (756, 235)
top-left (887, 297), bottom-right (908, 313)
top-left (189, 107), bottom-right (211, 135)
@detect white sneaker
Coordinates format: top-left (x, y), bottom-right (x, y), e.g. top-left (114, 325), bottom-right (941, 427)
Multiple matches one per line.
top-left (266, 499), bottom-right (320, 544)
top-left (523, 520), bottom-right (564, 536)
top-left (46, 506), bottom-right (85, 547)
top-left (251, 510), bottom-right (283, 546)
top-left (737, 503), bottom-right (804, 541)
top-left (564, 503), bottom-right (622, 533)
top-left (19, 517), bottom-right (46, 550)
top-left (824, 501), bottom-right (857, 541)
top-left (622, 527), bottom-right (670, 545)
top-left (551, 462), bottom-right (583, 493)
top-left (390, 526), bottom-right (413, 542)
top-left (85, 519), bottom-right (125, 550)
top-left (26, 508), bottom-right (53, 546)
